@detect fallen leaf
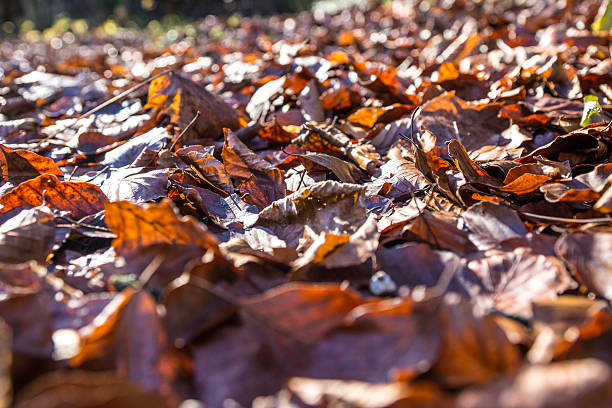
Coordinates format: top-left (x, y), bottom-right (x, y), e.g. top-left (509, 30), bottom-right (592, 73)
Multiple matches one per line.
top-left (500, 174), bottom-right (551, 195)
top-left (0, 174), bottom-right (108, 219)
top-left (299, 80), bottom-right (325, 122)
top-left (291, 215), bottom-right (379, 283)
top-left (304, 299), bottom-right (441, 382)
top-left (76, 132), bottom-right (119, 155)
top-left (405, 211), bottom-right (478, 253)
top-left (287, 378), bottom-right (450, 408)
top-left (14, 370), bottom-right (171, 408)
top-left (0, 291), bottom-right (53, 359)
top-left (457, 359), bottom-right (612, 408)
top-left (93, 168), bottom-right (168, 203)
top-left (367, 158), bottom-right (429, 200)
top-left (104, 200), bottom-right (218, 256)
top-left (467, 248), bottom-right (572, 318)
top-left (192, 325), bottom-right (287, 407)
top-left (242, 283), bottom-right (363, 344)
top-left (297, 152), bottom-right (364, 184)
top-left (433, 297), bottom-right (521, 387)
top-left (246, 76), bottom-right (286, 121)
top-left (448, 139), bottom-right (501, 187)
top-left (0, 145), bottom-right (62, 183)
top-left (556, 232), bottom-right (612, 301)
top-left (376, 243), bottom-right (478, 296)
top-left (417, 93), bottom-right (509, 151)
top-left (0, 206), bottom-right (55, 264)
top-left (163, 274), bottom-right (235, 347)
top-left (348, 107), bottom-right (386, 128)
top-left (113, 290), bottom-right (178, 400)
top-left (176, 145), bottom-right (234, 193)
top-left (145, 72), bottom-right (238, 141)
top-left (100, 127), bottom-right (169, 169)
top-left (248, 180), bottom-right (367, 246)
top-left (463, 201), bottom-right (528, 250)
top-left (222, 129), bottom-right (286, 209)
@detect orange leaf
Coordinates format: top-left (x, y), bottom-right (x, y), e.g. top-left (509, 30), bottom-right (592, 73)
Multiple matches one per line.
top-left (500, 174), bottom-right (551, 195)
top-left (348, 107), bottom-right (386, 128)
top-left (0, 174), bottom-right (107, 219)
top-left (145, 72), bottom-right (238, 141)
top-left (104, 199), bottom-right (218, 256)
top-left (0, 145), bottom-right (62, 183)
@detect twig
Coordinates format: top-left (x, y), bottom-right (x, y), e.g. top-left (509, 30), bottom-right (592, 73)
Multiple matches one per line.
top-left (520, 211), bottom-right (612, 224)
top-left (296, 168), bottom-right (307, 191)
top-left (409, 189), bottom-right (442, 249)
top-left (169, 110), bottom-right (201, 151)
top-left (82, 69), bottom-right (173, 120)
top-left (410, 105), bottom-right (421, 144)
top-left (66, 165), bottom-right (79, 181)
top-left (33, 69), bottom-right (173, 143)
top-left (189, 275), bottom-right (307, 345)
top-left (57, 215), bottom-right (112, 232)
top-left (81, 165), bottom-right (110, 182)
top-left (137, 254), bottom-right (165, 289)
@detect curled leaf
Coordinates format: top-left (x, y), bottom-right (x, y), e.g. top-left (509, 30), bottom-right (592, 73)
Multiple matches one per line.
top-left (145, 72), bottom-right (238, 141)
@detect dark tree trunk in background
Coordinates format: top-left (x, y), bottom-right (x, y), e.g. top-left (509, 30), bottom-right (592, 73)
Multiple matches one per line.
top-left (3, 0), bottom-right (315, 29)
top-left (20, 0), bottom-right (53, 28)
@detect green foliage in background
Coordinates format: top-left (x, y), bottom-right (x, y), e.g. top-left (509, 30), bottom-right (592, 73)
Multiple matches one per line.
top-left (592, 0), bottom-right (612, 31)
top-left (581, 95), bottom-right (604, 127)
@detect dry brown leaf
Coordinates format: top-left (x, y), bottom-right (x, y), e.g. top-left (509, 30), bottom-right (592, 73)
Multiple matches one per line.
top-left (417, 93), bottom-right (508, 151)
top-left (242, 283), bottom-right (364, 344)
top-left (192, 325), bottom-right (287, 407)
top-left (406, 211), bottom-right (478, 253)
top-left (145, 72), bottom-right (238, 141)
top-left (0, 145), bottom-right (62, 183)
top-left (14, 370), bottom-right (170, 408)
top-left (163, 273), bottom-right (235, 347)
top-left (467, 248), bottom-right (572, 318)
top-left (70, 289), bottom-right (134, 367)
top-left (556, 232), bottom-right (612, 301)
top-left (248, 180), bottom-right (367, 245)
top-left (303, 299), bottom-right (441, 382)
top-left (376, 243), bottom-right (476, 296)
top-left (463, 201), bottom-right (528, 250)
top-left (0, 291), bottom-right (54, 359)
top-left (113, 290), bottom-right (178, 400)
top-left (222, 128), bottom-right (286, 209)
top-left (448, 139), bottom-right (501, 187)
top-left (433, 297), bottom-right (521, 387)
top-left (290, 215), bottom-right (379, 283)
top-left (0, 206), bottom-right (55, 264)
top-left (0, 174), bottom-right (108, 219)
top-left (176, 145), bottom-right (234, 193)
top-left (104, 200), bottom-right (218, 256)
top-left (457, 359), bottom-right (612, 408)
top-left (298, 152), bottom-right (364, 184)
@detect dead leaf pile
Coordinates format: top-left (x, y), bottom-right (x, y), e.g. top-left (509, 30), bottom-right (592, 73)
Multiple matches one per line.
top-left (0, 0), bottom-right (612, 407)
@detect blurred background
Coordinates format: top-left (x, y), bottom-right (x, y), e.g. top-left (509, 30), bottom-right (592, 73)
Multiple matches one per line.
top-left (0, 0), bottom-right (322, 31)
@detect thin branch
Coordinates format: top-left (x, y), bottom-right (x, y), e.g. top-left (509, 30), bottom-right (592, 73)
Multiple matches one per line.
top-left (409, 189), bottom-right (442, 249)
top-left (189, 275), bottom-right (308, 345)
top-left (33, 69), bottom-right (173, 142)
top-left (137, 254), bottom-right (165, 289)
top-left (169, 110), bottom-right (201, 151)
top-left (520, 211), bottom-right (612, 224)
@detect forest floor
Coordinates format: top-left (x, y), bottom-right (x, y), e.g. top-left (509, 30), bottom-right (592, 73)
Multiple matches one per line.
top-left (1, 0), bottom-right (612, 407)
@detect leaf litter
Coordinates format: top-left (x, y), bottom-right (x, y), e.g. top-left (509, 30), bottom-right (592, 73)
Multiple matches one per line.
top-left (1, 0), bottom-right (612, 407)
